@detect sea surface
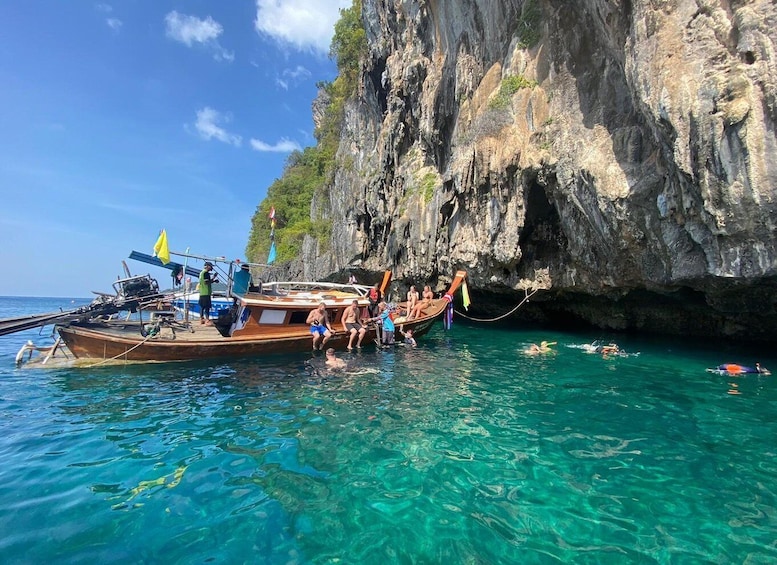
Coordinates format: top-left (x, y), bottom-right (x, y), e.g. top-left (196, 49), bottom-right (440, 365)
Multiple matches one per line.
top-left (1, 296), bottom-right (776, 564)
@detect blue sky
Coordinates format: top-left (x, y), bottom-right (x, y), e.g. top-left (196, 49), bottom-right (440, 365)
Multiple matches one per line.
top-left (0, 0), bottom-right (349, 297)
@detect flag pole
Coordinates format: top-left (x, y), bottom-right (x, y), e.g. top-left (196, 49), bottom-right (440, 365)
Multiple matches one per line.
top-left (183, 246), bottom-right (191, 324)
top-left (267, 207), bottom-right (277, 265)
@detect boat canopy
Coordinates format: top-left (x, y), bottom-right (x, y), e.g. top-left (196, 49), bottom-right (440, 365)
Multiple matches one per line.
top-left (128, 251), bottom-right (201, 278)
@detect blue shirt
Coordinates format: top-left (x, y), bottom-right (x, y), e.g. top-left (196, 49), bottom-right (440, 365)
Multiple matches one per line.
top-left (232, 268), bottom-right (251, 296)
top-left (379, 310), bottom-right (395, 332)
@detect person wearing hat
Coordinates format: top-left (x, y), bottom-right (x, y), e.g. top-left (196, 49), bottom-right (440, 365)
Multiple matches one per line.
top-left (232, 263), bottom-right (252, 297)
top-left (198, 262), bottom-right (218, 326)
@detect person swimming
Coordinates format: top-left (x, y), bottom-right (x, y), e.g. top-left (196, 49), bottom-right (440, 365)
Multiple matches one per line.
top-left (580, 340), bottom-right (630, 358)
top-left (524, 341), bottom-right (556, 355)
top-left (325, 348), bottom-right (347, 370)
top-left (711, 363), bottom-right (771, 376)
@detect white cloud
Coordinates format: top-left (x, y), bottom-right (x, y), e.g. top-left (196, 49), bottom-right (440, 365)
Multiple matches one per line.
top-left (106, 18), bottom-right (122, 31)
top-left (165, 11), bottom-right (234, 62)
top-left (276, 65), bottom-right (312, 90)
top-left (95, 3), bottom-right (112, 13)
top-left (194, 107), bottom-right (242, 147)
top-left (255, 0), bottom-right (351, 55)
top-left (250, 138), bottom-right (301, 153)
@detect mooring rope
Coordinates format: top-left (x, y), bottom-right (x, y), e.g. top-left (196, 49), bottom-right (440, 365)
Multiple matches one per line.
top-left (84, 332), bottom-right (156, 368)
top-left (453, 288), bottom-right (540, 323)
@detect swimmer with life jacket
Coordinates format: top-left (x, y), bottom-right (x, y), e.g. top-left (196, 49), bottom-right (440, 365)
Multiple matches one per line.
top-left (710, 362), bottom-right (771, 376)
top-left (582, 340), bottom-right (622, 357)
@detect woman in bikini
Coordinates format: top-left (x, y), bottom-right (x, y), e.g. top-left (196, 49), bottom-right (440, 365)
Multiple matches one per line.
top-left (408, 285), bottom-right (434, 320)
top-left (404, 285), bottom-right (419, 319)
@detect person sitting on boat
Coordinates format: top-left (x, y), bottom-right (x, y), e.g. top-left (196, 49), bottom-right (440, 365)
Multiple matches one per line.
top-left (325, 348), bottom-right (347, 370)
top-left (405, 285), bottom-right (419, 317)
top-left (306, 302), bottom-right (333, 350)
top-left (231, 263), bottom-right (252, 297)
top-left (342, 299), bottom-right (367, 350)
top-left (198, 262), bottom-right (218, 326)
top-left (407, 285), bottom-right (434, 320)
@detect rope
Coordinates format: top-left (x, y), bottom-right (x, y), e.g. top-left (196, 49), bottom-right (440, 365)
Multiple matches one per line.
top-left (83, 332), bottom-right (156, 368)
top-left (453, 288), bottom-right (539, 323)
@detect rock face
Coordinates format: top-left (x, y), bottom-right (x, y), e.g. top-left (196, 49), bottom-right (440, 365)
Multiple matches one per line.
top-left (296, 0), bottom-right (777, 341)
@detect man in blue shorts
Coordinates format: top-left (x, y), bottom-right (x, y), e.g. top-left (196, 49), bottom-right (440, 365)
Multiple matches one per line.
top-left (306, 302), bottom-right (333, 350)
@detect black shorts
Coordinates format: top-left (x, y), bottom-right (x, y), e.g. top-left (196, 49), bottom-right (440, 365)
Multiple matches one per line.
top-left (199, 295), bottom-right (213, 311)
top-left (346, 322), bottom-right (363, 331)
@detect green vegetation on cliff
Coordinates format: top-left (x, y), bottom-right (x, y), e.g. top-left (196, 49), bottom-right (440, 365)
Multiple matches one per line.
top-left (245, 0), bottom-right (365, 264)
top-left (488, 74), bottom-right (538, 109)
top-left (517, 0), bottom-right (542, 48)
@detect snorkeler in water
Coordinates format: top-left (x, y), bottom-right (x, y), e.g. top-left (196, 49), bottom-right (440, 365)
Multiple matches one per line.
top-left (524, 341), bottom-right (556, 355)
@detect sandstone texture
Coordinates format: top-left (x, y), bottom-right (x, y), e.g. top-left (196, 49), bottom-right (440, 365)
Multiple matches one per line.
top-left (291, 0), bottom-right (777, 341)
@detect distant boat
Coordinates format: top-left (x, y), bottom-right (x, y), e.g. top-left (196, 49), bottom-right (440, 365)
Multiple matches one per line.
top-left (52, 271), bottom-right (467, 363)
top-left (170, 290), bottom-right (232, 319)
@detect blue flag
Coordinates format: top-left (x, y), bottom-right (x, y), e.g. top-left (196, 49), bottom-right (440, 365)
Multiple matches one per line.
top-left (267, 242), bottom-right (277, 264)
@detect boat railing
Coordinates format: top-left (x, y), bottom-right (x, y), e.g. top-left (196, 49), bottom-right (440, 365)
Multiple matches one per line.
top-left (259, 281), bottom-right (371, 297)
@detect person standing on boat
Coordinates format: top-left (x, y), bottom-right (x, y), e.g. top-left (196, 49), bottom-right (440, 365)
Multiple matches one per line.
top-left (198, 262), bottom-right (218, 326)
top-left (232, 263), bottom-right (252, 297)
top-left (367, 283), bottom-right (382, 318)
top-left (342, 299), bottom-right (367, 350)
top-left (375, 301), bottom-right (395, 346)
top-left (306, 302), bottom-right (333, 350)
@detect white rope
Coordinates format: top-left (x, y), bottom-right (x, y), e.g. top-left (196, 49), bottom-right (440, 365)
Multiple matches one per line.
top-left (453, 288), bottom-right (539, 323)
top-left (83, 332), bottom-right (156, 367)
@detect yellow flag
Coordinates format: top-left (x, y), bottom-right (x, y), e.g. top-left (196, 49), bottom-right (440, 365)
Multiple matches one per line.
top-left (153, 229), bottom-right (170, 265)
top-left (462, 279), bottom-right (471, 310)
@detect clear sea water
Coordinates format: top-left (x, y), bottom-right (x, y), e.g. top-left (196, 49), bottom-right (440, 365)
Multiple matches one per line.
top-left (1, 296), bottom-right (776, 564)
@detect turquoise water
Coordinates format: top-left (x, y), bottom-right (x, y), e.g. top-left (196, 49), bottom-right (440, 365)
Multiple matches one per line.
top-left (1, 297), bottom-right (776, 563)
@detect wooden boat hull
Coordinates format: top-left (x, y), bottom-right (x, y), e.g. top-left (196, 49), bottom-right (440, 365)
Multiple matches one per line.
top-left (55, 271), bottom-right (467, 363)
top-left (56, 315), bottom-right (429, 362)
top-left (56, 323), bottom-right (360, 361)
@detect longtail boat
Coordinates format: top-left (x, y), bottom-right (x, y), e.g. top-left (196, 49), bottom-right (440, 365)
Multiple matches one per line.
top-left (53, 270), bottom-right (467, 363)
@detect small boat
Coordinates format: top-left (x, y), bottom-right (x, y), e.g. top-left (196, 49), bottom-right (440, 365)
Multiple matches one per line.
top-left (171, 290), bottom-right (233, 319)
top-left (52, 270), bottom-right (467, 363)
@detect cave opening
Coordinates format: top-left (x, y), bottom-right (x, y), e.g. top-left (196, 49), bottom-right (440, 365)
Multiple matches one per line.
top-left (518, 179), bottom-right (564, 266)
top-left (368, 57), bottom-right (389, 114)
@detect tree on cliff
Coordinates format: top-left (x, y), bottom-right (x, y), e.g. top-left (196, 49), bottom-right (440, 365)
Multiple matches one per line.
top-left (245, 0), bottom-right (365, 265)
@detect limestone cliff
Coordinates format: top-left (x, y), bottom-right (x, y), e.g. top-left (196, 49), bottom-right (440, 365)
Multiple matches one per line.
top-left (292, 0), bottom-right (777, 341)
